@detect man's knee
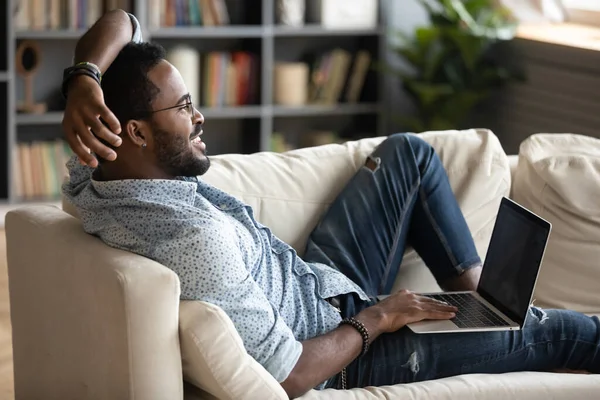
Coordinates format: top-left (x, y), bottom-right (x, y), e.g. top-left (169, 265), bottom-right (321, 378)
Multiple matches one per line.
top-left (383, 133), bottom-right (432, 155)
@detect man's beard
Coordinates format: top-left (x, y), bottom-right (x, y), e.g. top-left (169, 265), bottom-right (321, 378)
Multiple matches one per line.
top-left (152, 124), bottom-right (210, 177)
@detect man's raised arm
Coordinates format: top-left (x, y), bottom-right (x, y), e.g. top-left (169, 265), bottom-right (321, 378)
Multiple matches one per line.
top-left (62, 9), bottom-right (139, 167)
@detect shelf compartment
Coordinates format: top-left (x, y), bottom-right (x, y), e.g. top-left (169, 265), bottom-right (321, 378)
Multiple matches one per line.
top-left (16, 112), bottom-right (63, 125)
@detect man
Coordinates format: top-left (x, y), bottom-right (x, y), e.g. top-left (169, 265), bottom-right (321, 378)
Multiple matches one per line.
top-left (62, 10), bottom-right (600, 399)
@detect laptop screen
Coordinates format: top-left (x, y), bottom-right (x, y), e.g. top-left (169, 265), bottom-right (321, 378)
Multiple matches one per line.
top-left (478, 198), bottom-right (551, 326)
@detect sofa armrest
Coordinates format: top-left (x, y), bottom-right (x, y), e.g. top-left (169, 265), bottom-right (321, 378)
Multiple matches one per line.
top-left (6, 206), bottom-right (184, 400)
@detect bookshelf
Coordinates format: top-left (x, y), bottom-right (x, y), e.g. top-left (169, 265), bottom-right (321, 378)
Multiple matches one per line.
top-left (0, 0), bottom-right (389, 213)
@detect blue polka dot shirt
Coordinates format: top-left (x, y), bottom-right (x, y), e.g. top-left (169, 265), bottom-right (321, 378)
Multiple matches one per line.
top-left (62, 157), bottom-right (369, 386)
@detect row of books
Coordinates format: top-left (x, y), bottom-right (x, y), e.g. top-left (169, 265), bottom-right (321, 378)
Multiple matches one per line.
top-left (14, 0), bottom-right (132, 31)
top-left (149, 0), bottom-right (233, 28)
top-left (309, 49), bottom-right (372, 105)
top-left (13, 141), bottom-right (72, 200)
top-left (200, 52), bottom-right (260, 107)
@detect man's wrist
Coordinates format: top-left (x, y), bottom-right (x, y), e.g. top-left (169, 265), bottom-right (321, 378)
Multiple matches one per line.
top-left (65, 74), bottom-right (98, 96)
top-left (355, 306), bottom-right (386, 340)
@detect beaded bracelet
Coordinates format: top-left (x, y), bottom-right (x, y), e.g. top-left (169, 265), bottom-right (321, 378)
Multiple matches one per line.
top-left (338, 317), bottom-right (370, 390)
top-left (339, 317), bottom-right (370, 356)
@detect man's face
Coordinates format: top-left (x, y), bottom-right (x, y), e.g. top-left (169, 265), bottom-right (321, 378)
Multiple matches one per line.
top-left (145, 60), bottom-right (210, 177)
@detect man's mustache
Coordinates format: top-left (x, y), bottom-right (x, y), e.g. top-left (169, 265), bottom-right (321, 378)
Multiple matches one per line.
top-left (190, 124), bottom-right (202, 138)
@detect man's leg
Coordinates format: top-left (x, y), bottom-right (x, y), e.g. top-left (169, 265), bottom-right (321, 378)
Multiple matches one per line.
top-left (344, 307), bottom-right (600, 387)
top-left (304, 133), bottom-right (481, 296)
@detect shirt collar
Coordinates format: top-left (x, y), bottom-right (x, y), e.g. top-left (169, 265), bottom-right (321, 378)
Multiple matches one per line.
top-left (91, 176), bottom-right (198, 206)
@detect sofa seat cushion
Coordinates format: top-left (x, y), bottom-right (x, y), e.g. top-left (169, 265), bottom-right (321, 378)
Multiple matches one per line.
top-left (512, 134), bottom-right (600, 314)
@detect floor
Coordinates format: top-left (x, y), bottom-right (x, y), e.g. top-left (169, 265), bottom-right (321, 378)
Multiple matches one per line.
top-left (0, 230), bottom-right (14, 399)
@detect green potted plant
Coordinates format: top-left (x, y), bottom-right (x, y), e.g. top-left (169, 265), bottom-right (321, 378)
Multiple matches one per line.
top-left (392, 0), bottom-right (522, 132)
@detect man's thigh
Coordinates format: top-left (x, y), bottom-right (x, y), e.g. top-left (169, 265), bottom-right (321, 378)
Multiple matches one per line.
top-left (303, 134), bottom-right (423, 296)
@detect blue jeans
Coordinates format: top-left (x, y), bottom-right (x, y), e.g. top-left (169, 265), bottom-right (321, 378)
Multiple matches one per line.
top-left (303, 133), bottom-right (600, 388)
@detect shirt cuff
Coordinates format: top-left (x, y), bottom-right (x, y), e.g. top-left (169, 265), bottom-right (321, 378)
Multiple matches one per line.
top-left (128, 13), bottom-right (143, 43)
top-left (263, 339), bottom-right (303, 383)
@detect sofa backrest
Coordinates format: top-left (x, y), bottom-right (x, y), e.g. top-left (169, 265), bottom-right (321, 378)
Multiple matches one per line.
top-left (200, 129), bottom-right (511, 266)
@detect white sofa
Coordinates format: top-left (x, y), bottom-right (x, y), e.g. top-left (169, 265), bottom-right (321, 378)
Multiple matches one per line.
top-left (5, 129), bottom-right (600, 399)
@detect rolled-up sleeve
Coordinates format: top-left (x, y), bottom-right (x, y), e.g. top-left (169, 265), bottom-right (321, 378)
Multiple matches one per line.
top-left (153, 223), bottom-right (302, 382)
top-left (127, 13), bottom-right (143, 43)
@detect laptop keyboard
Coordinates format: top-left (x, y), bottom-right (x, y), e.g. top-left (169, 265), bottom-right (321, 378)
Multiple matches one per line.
top-left (427, 293), bottom-right (511, 328)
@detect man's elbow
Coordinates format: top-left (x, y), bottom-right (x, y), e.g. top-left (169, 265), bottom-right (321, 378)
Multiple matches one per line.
top-left (280, 371), bottom-right (309, 399)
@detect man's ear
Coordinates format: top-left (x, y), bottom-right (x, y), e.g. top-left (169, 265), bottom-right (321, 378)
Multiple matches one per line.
top-left (124, 120), bottom-right (148, 148)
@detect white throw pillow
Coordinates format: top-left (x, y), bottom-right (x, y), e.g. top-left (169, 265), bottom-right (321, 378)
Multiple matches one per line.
top-left (512, 133), bottom-right (600, 314)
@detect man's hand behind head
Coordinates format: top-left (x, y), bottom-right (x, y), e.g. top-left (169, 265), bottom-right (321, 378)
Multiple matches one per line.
top-left (62, 75), bottom-right (122, 168)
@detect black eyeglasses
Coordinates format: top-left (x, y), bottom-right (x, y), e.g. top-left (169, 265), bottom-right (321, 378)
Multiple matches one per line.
top-left (149, 94), bottom-right (195, 115)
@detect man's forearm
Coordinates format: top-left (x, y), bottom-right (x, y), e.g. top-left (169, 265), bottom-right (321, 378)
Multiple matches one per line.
top-left (281, 308), bottom-right (385, 398)
top-left (73, 9), bottom-right (133, 72)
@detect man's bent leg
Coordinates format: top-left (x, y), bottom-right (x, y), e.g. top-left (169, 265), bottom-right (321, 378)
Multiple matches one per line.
top-left (304, 133), bottom-right (481, 295)
top-left (345, 308), bottom-right (600, 387)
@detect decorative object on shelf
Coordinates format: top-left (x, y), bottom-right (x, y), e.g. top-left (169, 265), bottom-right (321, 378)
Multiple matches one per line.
top-left (390, 0), bottom-right (523, 132)
top-left (167, 45), bottom-right (201, 106)
top-left (274, 62), bottom-right (309, 106)
top-left (308, 0), bottom-right (378, 29)
top-left (276, 0), bottom-right (305, 26)
top-left (15, 40), bottom-right (47, 114)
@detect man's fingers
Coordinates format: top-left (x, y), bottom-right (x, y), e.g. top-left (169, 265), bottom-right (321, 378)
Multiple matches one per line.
top-left (88, 113), bottom-right (122, 148)
top-left (419, 296), bottom-right (458, 311)
top-left (98, 105), bottom-right (122, 135)
top-left (78, 128), bottom-right (117, 161)
top-left (64, 130), bottom-right (97, 167)
top-left (425, 309), bottom-right (457, 320)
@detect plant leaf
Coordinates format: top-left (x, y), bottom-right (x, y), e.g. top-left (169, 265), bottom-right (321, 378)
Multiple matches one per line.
top-left (439, 90), bottom-right (488, 124)
top-left (445, 28), bottom-right (487, 71)
top-left (404, 80), bottom-right (454, 108)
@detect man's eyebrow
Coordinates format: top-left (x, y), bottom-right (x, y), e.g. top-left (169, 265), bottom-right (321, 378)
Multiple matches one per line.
top-left (175, 93), bottom-right (191, 104)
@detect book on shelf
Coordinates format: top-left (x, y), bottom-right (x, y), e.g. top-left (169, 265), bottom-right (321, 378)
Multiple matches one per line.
top-left (12, 140), bottom-right (73, 201)
top-left (308, 49), bottom-right (372, 105)
top-left (14, 0), bottom-right (133, 31)
top-left (149, 0), bottom-right (230, 28)
top-left (202, 51), bottom-right (259, 107)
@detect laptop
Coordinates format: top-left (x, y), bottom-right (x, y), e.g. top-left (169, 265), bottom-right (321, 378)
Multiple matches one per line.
top-left (405, 197), bottom-right (551, 334)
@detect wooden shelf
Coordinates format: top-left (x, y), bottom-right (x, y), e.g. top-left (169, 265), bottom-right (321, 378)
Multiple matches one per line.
top-left (15, 30), bottom-right (86, 39)
top-left (149, 26), bottom-right (263, 39)
top-left (16, 112), bottom-right (63, 125)
top-left (271, 103), bottom-right (381, 117)
top-left (272, 25), bottom-right (384, 37)
top-left (202, 106), bottom-right (263, 118)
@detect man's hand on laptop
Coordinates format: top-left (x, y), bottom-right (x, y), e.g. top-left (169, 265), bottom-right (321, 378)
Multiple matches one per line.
top-left (359, 289), bottom-right (457, 333)
top-left (62, 74), bottom-right (122, 168)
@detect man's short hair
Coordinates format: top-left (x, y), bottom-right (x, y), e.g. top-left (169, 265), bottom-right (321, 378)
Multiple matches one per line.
top-left (102, 41), bottom-right (167, 126)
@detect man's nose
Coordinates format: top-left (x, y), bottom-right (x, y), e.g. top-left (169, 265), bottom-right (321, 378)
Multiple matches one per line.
top-left (193, 107), bottom-right (204, 125)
